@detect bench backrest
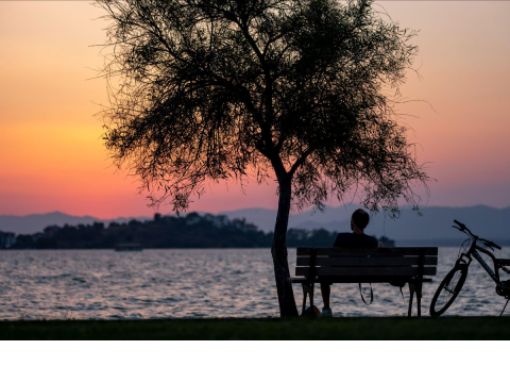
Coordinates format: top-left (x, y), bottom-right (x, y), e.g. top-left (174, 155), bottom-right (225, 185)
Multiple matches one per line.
top-left (295, 247), bottom-right (438, 280)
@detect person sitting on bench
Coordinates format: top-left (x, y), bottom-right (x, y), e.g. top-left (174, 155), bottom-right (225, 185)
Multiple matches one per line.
top-left (321, 208), bottom-right (378, 317)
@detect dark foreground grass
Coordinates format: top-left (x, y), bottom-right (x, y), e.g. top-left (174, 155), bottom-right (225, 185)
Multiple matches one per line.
top-left (1, 317), bottom-right (510, 340)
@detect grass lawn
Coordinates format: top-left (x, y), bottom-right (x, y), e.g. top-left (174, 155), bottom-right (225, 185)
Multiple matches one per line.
top-left (1, 317), bottom-right (510, 340)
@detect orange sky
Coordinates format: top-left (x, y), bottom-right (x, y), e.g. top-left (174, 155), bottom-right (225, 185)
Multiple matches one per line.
top-left (1, 1), bottom-right (509, 218)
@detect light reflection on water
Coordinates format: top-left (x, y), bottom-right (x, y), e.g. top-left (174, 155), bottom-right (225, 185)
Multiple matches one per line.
top-left (0, 247), bottom-right (509, 320)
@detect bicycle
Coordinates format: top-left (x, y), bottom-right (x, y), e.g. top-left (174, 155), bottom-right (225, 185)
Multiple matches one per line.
top-left (429, 220), bottom-right (510, 317)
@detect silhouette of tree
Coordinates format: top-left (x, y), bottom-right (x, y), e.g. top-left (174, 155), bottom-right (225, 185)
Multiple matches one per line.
top-left (97, 0), bottom-right (429, 316)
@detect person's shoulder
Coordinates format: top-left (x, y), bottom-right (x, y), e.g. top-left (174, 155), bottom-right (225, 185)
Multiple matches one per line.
top-left (333, 232), bottom-right (357, 247)
top-left (364, 234), bottom-right (379, 247)
top-left (335, 232), bottom-right (355, 240)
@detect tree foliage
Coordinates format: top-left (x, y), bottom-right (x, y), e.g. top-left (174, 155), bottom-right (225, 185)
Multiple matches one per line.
top-left (98, 0), bottom-right (428, 214)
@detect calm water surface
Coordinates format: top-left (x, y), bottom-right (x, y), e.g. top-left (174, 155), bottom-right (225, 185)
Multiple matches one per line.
top-left (1, 247), bottom-right (509, 320)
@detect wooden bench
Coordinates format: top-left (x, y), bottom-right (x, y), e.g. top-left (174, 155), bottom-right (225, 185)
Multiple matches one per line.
top-left (290, 247), bottom-right (439, 317)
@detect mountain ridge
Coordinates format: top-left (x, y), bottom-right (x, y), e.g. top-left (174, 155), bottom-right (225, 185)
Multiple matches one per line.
top-left (0, 211), bottom-right (152, 235)
top-left (1, 205), bottom-right (510, 245)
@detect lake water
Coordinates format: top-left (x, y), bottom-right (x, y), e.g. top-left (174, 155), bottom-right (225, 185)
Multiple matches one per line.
top-left (1, 247), bottom-right (509, 320)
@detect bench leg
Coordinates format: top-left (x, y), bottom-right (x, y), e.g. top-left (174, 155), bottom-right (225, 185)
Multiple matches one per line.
top-left (300, 283), bottom-right (315, 315)
top-left (407, 282), bottom-right (423, 317)
top-left (408, 283), bottom-right (415, 317)
top-left (301, 283), bottom-right (308, 315)
top-left (301, 283), bottom-right (314, 315)
top-left (416, 281), bottom-right (423, 318)
top-left (309, 283), bottom-right (314, 308)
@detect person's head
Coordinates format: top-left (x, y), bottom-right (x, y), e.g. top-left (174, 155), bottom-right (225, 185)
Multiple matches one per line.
top-left (351, 209), bottom-right (370, 232)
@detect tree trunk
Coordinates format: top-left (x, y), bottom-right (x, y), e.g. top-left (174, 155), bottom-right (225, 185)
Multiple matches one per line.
top-left (271, 177), bottom-right (299, 317)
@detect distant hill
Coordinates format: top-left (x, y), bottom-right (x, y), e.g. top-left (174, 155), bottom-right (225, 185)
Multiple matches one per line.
top-left (2, 204), bottom-right (510, 246)
top-left (219, 204), bottom-right (510, 246)
top-left (5, 212), bottom-right (273, 249)
top-left (219, 204), bottom-right (359, 233)
top-left (0, 212), bottom-right (151, 235)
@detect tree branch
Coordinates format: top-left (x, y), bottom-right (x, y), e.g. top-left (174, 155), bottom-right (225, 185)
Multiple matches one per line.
top-left (289, 147), bottom-right (314, 178)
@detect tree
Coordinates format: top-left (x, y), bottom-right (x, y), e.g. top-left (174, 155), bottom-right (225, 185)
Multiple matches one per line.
top-left (97, 0), bottom-right (428, 316)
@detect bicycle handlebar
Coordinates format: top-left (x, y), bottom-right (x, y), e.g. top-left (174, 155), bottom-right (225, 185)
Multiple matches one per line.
top-left (453, 219), bottom-right (465, 229)
top-left (452, 219), bottom-right (502, 250)
top-left (483, 240), bottom-right (502, 251)
top-left (453, 219), bottom-right (474, 236)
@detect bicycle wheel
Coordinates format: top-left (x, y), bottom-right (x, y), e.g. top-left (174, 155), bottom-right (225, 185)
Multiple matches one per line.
top-left (429, 265), bottom-right (468, 317)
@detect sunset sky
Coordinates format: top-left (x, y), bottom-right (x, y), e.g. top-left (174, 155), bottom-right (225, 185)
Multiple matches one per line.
top-left (1, 1), bottom-right (509, 219)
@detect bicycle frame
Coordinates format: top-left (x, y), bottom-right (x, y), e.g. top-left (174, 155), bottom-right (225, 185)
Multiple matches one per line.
top-left (458, 238), bottom-right (501, 283)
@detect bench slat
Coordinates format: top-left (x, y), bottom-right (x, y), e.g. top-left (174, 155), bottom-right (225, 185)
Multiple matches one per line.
top-left (296, 257), bottom-right (438, 267)
top-left (290, 276), bottom-right (433, 284)
top-left (295, 266), bottom-right (437, 277)
top-left (297, 247), bottom-right (438, 256)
